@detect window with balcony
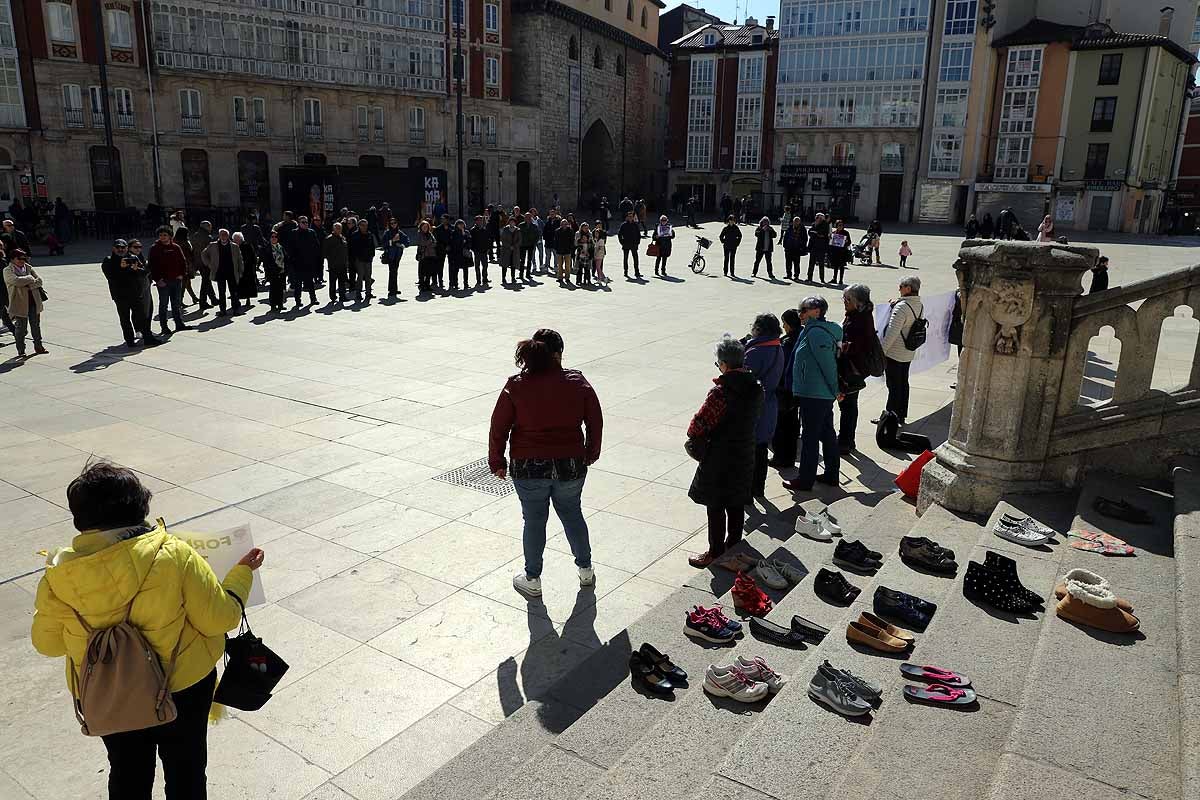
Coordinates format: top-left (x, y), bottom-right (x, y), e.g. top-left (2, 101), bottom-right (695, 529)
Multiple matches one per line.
top-left (485, 1), bottom-right (498, 32)
top-left (738, 53), bottom-right (764, 94)
top-left (356, 104), bottom-right (369, 141)
top-left (233, 96), bottom-right (248, 135)
top-left (1098, 53), bottom-right (1122, 85)
top-left (469, 113), bottom-right (481, 144)
top-left (252, 97), bottom-right (266, 136)
top-left (88, 85), bottom-right (105, 127)
top-left (47, 1), bottom-right (75, 43)
top-left (832, 141), bottom-right (855, 165)
top-left (933, 87), bottom-right (968, 128)
top-left (105, 8), bottom-right (132, 49)
top-left (1085, 142), bottom-right (1109, 179)
top-left (690, 56), bottom-right (715, 94)
top-left (303, 97), bottom-right (321, 139)
top-left (929, 132), bottom-right (962, 176)
top-left (409, 106), bottom-right (426, 143)
top-left (784, 142), bottom-right (808, 164)
top-left (180, 89), bottom-right (202, 133)
top-left (880, 142), bottom-right (903, 173)
top-left (0, 56), bottom-right (23, 128)
top-left (1005, 47), bottom-right (1043, 88)
top-left (485, 56), bottom-right (499, 86)
top-left (995, 135), bottom-right (1031, 180)
top-left (1091, 96), bottom-right (1116, 132)
top-left (485, 115), bottom-right (496, 146)
top-left (734, 133), bottom-right (760, 171)
top-left (62, 83), bottom-right (83, 127)
top-left (944, 0), bottom-right (976, 36)
top-left (373, 106), bottom-right (384, 142)
top-left (115, 87), bottom-right (133, 129)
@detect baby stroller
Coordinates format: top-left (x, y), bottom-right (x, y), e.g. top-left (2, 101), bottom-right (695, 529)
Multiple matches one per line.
top-left (852, 234), bottom-right (874, 265)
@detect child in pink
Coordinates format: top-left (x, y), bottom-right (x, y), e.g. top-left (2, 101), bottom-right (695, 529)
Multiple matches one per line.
top-left (898, 240), bottom-right (912, 268)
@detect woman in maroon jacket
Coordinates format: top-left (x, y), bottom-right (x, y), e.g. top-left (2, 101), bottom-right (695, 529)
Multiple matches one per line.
top-left (489, 329), bottom-right (603, 598)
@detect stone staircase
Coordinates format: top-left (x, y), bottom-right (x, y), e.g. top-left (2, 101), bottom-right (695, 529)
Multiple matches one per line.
top-left (399, 470), bottom-right (1191, 800)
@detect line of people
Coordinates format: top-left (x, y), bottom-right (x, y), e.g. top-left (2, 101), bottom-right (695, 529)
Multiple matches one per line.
top-left (717, 212), bottom-right (855, 284)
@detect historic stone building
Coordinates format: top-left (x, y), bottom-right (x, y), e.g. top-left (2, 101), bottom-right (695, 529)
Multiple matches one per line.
top-left (510, 0), bottom-right (667, 210)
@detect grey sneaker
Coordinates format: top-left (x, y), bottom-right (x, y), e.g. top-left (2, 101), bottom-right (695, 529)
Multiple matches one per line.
top-left (993, 519), bottom-right (1051, 547)
top-left (820, 660), bottom-right (881, 700)
top-left (513, 573), bottom-right (542, 596)
top-left (753, 560), bottom-right (788, 590)
top-left (1000, 513), bottom-right (1056, 537)
top-left (770, 559), bottom-right (808, 586)
top-left (808, 666), bottom-right (871, 716)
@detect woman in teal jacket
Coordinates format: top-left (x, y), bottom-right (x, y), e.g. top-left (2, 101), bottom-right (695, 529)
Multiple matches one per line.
top-left (783, 296), bottom-right (843, 492)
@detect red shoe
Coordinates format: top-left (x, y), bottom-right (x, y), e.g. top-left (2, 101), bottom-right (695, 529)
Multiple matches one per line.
top-left (732, 572), bottom-right (774, 617)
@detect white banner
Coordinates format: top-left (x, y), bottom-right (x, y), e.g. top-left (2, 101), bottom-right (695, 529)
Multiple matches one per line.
top-left (873, 290), bottom-right (956, 376)
top-left (180, 525), bottom-right (266, 606)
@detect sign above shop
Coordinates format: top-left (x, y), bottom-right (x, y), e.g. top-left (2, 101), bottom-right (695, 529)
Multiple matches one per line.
top-left (974, 182), bottom-right (1051, 194)
top-left (1085, 180), bottom-right (1124, 192)
top-left (780, 164), bottom-right (856, 180)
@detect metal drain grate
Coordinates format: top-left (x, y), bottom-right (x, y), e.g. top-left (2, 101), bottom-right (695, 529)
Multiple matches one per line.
top-left (434, 457), bottom-right (514, 497)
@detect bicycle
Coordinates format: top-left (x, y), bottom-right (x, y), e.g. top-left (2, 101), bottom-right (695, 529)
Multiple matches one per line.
top-left (689, 236), bottom-right (712, 274)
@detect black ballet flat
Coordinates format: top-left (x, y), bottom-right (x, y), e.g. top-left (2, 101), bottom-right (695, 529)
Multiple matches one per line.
top-left (639, 643), bottom-right (688, 684)
top-left (629, 651), bottom-right (674, 694)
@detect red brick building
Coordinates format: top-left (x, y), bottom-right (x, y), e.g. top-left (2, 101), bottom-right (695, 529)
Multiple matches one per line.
top-left (666, 18), bottom-right (778, 213)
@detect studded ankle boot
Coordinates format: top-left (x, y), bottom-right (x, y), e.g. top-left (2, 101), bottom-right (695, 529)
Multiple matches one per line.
top-left (984, 551), bottom-right (1045, 610)
top-left (963, 560), bottom-right (1036, 614)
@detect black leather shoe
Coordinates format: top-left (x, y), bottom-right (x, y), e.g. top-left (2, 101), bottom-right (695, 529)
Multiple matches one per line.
top-left (902, 535), bottom-right (955, 561)
top-left (833, 540), bottom-right (883, 574)
top-left (790, 614), bottom-right (830, 641)
top-left (815, 568), bottom-right (860, 605)
top-left (899, 537), bottom-right (957, 575)
top-left (873, 586), bottom-right (935, 629)
top-left (749, 616), bottom-right (807, 648)
top-left (629, 651), bottom-right (673, 694)
top-left (639, 643), bottom-right (687, 684)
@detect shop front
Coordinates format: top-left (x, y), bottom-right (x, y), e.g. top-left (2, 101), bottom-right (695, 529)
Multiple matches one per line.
top-left (973, 181), bottom-right (1051, 232)
top-left (779, 164), bottom-right (858, 221)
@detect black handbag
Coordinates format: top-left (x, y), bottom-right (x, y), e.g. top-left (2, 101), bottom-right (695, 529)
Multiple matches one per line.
top-left (213, 592), bottom-right (288, 711)
top-left (684, 435), bottom-right (708, 462)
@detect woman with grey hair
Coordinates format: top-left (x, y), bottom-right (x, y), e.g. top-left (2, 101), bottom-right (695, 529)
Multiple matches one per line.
top-left (685, 335), bottom-right (764, 567)
top-left (837, 284), bottom-right (879, 450)
top-left (879, 275), bottom-right (924, 424)
top-left (783, 296), bottom-right (843, 492)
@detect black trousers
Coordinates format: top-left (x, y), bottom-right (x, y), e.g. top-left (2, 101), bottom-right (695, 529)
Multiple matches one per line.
top-left (706, 504), bottom-right (745, 556)
top-left (268, 275), bottom-right (285, 308)
top-left (216, 275), bottom-right (240, 313)
top-left (101, 669), bottom-right (217, 800)
top-left (829, 261), bottom-right (846, 285)
top-left (522, 247), bottom-right (535, 277)
top-left (623, 247), bottom-right (639, 275)
top-left (784, 250), bottom-right (803, 278)
top-left (885, 357), bottom-right (911, 422)
top-left (753, 442), bottom-right (769, 496)
top-left (771, 396), bottom-right (799, 466)
top-left (114, 295), bottom-right (152, 343)
top-left (838, 390), bottom-right (859, 445)
top-left (807, 245), bottom-right (827, 283)
top-left (387, 261), bottom-right (401, 296)
top-left (753, 251), bottom-right (773, 276)
top-left (197, 270), bottom-right (217, 307)
top-left (654, 255), bottom-right (668, 274)
top-left (292, 274), bottom-right (317, 305)
top-left (451, 262), bottom-right (470, 289)
top-left (723, 247), bottom-right (736, 275)
top-left (328, 266), bottom-right (347, 301)
top-left (473, 250), bottom-right (489, 284)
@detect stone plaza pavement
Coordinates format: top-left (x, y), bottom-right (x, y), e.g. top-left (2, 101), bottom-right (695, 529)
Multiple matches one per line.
top-left (1, 223), bottom-right (1197, 799)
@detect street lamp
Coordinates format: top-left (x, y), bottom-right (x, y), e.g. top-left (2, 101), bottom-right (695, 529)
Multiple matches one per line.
top-left (455, 4), bottom-right (465, 219)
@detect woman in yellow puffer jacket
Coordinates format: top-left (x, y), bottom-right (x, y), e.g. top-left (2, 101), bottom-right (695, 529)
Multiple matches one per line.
top-left (31, 461), bottom-right (265, 800)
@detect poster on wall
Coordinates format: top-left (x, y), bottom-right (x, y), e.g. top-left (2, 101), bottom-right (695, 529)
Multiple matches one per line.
top-left (1055, 195), bottom-right (1076, 223)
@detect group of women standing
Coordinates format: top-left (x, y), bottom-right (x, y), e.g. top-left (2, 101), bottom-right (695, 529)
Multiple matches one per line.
top-left (718, 214), bottom-right (854, 284)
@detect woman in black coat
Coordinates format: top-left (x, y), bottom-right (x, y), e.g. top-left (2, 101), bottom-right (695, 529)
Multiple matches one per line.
top-left (827, 219), bottom-right (852, 285)
top-left (837, 284), bottom-right (878, 450)
top-left (782, 218), bottom-right (808, 281)
top-left (948, 289), bottom-right (964, 353)
top-left (718, 216), bottom-right (741, 277)
top-left (769, 308), bottom-right (803, 468)
top-left (685, 336), bottom-right (763, 568)
top-left (752, 216), bottom-right (776, 279)
top-left (651, 215), bottom-right (674, 276)
top-left (234, 232), bottom-right (259, 307)
top-left (449, 219), bottom-right (472, 289)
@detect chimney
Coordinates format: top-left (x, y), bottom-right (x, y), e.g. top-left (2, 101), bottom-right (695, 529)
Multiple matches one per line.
top-left (746, 15), bottom-right (758, 26)
top-left (1159, 6), bottom-right (1174, 36)
top-left (766, 15), bottom-right (775, 30)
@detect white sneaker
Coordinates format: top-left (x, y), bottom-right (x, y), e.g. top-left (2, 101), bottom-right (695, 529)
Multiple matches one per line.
top-left (796, 513), bottom-right (833, 542)
top-left (734, 656), bottom-right (787, 693)
top-left (753, 559), bottom-right (788, 590)
top-left (578, 567), bottom-right (595, 586)
top-left (814, 507), bottom-right (842, 536)
top-left (703, 664), bottom-right (769, 703)
top-left (513, 573), bottom-right (542, 596)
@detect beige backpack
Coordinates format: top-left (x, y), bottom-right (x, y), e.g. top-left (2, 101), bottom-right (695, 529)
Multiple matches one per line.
top-left (68, 558), bottom-right (181, 737)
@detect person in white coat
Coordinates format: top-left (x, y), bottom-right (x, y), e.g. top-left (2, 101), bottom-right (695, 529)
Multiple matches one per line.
top-left (879, 276), bottom-right (923, 424)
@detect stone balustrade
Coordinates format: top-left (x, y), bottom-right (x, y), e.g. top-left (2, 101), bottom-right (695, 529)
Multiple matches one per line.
top-left (919, 241), bottom-right (1200, 515)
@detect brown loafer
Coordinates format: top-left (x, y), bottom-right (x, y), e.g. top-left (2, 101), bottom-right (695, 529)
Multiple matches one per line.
top-left (1055, 595), bottom-right (1140, 633)
top-left (1054, 583), bottom-right (1132, 612)
top-left (847, 620), bottom-right (910, 653)
top-left (858, 611), bottom-right (915, 644)
top-left (688, 552), bottom-right (716, 568)
top-left (714, 552), bottom-right (757, 573)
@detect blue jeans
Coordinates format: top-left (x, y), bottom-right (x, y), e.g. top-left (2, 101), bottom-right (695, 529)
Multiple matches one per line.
top-left (513, 477), bottom-right (591, 579)
top-left (797, 397), bottom-right (839, 487)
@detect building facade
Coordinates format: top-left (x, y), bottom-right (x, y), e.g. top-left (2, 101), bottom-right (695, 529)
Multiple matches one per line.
top-left (510, 0), bottom-right (667, 211)
top-left (0, 0), bottom-right (30, 210)
top-left (665, 20), bottom-right (777, 212)
top-left (772, 0), bottom-right (931, 223)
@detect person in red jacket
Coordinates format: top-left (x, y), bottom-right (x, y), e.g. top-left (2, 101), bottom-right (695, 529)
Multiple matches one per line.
top-left (148, 226), bottom-right (191, 335)
top-left (489, 329), bottom-right (603, 598)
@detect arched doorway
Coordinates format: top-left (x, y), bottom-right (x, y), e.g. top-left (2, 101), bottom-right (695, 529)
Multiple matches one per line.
top-left (579, 120), bottom-right (616, 208)
top-left (90, 146), bottom-right (125, 210)
top-left (516, 161), bottom-right (530, 209)
top-left (180, 149), bottom-right (210, 208)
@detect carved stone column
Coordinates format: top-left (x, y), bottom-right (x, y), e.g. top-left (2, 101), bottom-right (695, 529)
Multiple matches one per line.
top-left (918, 240), bottom-right (1097, 515)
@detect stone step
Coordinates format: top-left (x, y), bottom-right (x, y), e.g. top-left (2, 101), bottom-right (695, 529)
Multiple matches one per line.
top-left (1173, 462), bottom-right (1200, 800)
top-left (983, 473), bottom-right (1181, 800)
